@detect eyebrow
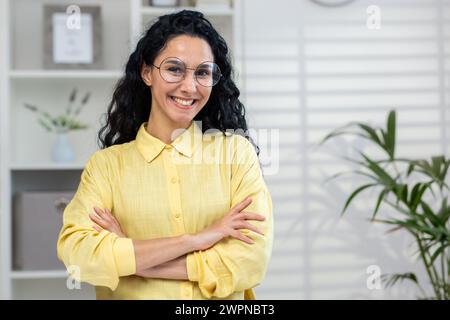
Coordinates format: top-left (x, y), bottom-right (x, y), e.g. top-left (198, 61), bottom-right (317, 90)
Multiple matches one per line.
top-left (162, 58), bottom-right (213, 67)
top-left (164, 58), bottom-right (184, 64)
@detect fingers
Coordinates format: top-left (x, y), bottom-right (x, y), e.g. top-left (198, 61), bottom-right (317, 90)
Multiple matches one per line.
top-left (103, 207), bottom-right (121, 225)
top-left (235, 221), bottom-right (264, 236)
top-left (241, 212), bottom-right (266, 221)
top-left (90, 207), bottom-right (114, 229)
top-left (89, 207), bottom-right (127, 238)
top-left (94, 207), bottom-right (113, 222)
top-left (92, 224), bottom-right (102, 232)
top-left (231, 197), bottom-right (252, 213)
top-left (89, 211), bottom-right (106, 228)
top-left (230, 230), bottom-right (255, 244)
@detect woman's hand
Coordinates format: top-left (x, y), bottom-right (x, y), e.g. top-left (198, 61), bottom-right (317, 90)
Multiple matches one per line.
top-left (89, 207), bottom-right (127, 238)
top-left (192, 197), bottom-right (266, 251)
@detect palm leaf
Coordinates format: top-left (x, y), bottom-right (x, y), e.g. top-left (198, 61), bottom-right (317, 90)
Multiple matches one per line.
top-left (341, 183), bottom-right (378, 215)
top-left (429, 243), bottom-right (448, 265)
top-left (409, 182), bottom-right (429, 212)
top-left (318, 123), bottom-right (356, 145)
top-left (386, 110), bottom-right (396, 159)
top-left (372, 189), bottom-right (389, 220)
top-left (382, 272), bottom-right (418, 288)
top-left (421, 202), bottom-right (443, 229)
top-left (357, 123), bottom-right (383, 146)
top-left (437, 199), bottom-right (450, 224)
top-left (360, 152), bottom-right (397, 187)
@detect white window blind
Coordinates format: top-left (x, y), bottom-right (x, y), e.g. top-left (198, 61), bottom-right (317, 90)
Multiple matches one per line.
top-left (240, 0), bottom-right (450, 299)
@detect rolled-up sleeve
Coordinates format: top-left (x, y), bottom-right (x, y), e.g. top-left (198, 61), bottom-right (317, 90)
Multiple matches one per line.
top-left (186, 135), bottom-right (274, 298)
top-left (56, 151), bottom-right (136, 291)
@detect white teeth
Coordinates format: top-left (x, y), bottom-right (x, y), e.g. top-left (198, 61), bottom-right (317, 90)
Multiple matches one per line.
top-left (172, 96), bottom-right (194, 106)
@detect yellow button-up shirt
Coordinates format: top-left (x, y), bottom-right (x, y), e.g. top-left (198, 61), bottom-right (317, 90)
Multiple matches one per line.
top-left (57, 121), bottom-right (273, 299)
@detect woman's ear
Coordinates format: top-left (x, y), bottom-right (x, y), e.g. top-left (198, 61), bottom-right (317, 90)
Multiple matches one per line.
top-left (141, 64), bottom-right (153, 87)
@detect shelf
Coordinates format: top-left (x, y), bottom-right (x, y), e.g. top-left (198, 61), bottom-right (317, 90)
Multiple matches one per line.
top-left (11, 270), bottom-right (67, 279)
top-left (141, 5), bottom-right (234, 16)
top-left (9, 70), bottom-right (123, 79)
top-left (10, 163), bottom-right (85, 171)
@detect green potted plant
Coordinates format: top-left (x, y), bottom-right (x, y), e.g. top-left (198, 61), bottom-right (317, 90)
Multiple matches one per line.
top-left (24, 88), bottom-right (90, 163)
top-left (320, 110), bottom-right (450, 299)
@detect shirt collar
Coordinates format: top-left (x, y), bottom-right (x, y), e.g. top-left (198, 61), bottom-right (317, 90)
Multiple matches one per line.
top-left (135, 121), bottom-right (202, 163)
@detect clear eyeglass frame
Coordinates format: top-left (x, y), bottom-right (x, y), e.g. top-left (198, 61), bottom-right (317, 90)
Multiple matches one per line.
top-left (151, 57), bottom-right (222, 87)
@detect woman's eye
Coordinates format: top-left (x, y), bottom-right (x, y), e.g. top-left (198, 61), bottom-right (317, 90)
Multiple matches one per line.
top-left (167, 67), bottom-right (183, 74)
top-left (196, 69), bottom-right (211, 77)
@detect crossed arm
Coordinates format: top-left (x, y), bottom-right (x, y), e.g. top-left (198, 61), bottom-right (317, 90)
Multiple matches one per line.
top-left (89, 197), bottom-right (265, 280)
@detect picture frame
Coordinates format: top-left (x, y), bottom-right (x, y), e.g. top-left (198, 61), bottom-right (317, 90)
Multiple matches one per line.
top-left (43, 5), bottom-right (102, 69)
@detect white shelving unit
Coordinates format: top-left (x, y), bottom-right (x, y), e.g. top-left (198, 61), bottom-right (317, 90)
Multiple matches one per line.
top-left (11, 270), bottom-right (68, 280)
top-left (142, 5), bottom-right (234, 16)
top-left (10, 163), bottom-right (86, 171)
top-left (0, 0), bottom-right (242, 299)
top-left (9, 70), bottom-right (123, 79)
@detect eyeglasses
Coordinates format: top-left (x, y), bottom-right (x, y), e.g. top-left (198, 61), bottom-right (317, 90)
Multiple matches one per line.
top-left (152, 57), bottom-right (222, 87)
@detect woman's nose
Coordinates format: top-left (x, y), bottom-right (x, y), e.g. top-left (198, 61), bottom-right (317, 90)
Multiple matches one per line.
top-left (179, 70), bottom-right (197, 92)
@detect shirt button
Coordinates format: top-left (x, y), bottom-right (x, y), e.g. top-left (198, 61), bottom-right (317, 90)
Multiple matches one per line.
top-left (165, 145), bottom-right (173, 151)
top-left (174, 212), bottom-right (181, 218)
top-left (171, 177), bottom-right (178, 184)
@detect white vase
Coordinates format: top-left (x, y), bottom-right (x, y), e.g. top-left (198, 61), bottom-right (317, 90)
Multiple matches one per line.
top-left (51, 133), bottom-right (75, 163)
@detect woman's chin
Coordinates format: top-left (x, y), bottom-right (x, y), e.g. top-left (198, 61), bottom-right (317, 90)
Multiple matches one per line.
top-left (167, 105), bottom-right (201, 124)
top-left (168, 112), bottom-right (195, 126)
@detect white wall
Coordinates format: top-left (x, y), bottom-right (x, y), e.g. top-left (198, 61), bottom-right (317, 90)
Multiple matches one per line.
top-left (246, 0), bottom-right (450, 299)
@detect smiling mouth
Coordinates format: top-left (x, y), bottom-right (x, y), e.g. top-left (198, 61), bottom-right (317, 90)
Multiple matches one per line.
top-left (170, 96), bottom-right (197, 109)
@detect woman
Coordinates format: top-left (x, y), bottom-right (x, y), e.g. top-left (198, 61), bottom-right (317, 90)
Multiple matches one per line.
top-left (57, 10), bottom-right (273, 300)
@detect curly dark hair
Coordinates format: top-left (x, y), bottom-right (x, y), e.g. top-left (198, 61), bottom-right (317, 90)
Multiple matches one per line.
top-left (98, 10), bottom-right (258, 155)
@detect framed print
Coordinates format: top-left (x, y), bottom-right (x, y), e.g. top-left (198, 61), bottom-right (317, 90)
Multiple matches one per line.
top-left (44, 5), bottom-right (102, 69)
